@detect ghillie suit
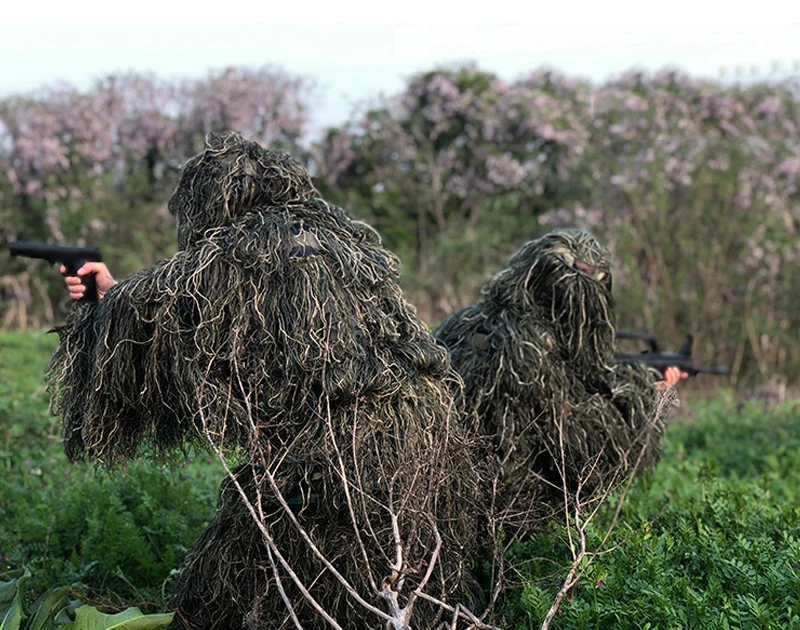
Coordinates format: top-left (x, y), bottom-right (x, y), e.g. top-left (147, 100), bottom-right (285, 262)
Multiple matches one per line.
top-left (48, 132), bottom-right (485, 629)
top-left (434, 229), bottom-right (666, 538)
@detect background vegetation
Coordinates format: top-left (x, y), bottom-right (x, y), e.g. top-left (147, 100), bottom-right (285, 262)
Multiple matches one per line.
top-left (1, 63), bottom-right (798, 389)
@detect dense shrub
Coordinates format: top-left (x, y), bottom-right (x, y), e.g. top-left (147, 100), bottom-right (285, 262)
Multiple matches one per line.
top-left (0, 67), bottom-right (313, 329)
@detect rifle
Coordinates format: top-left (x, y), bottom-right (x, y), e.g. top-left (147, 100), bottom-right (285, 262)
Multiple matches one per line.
top-left (615, 331), bottom-right (729, 377)
top-left (8, 241), bottom-right (103, 303)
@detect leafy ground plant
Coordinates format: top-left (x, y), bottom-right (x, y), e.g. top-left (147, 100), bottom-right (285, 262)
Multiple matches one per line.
top-left (1, 568), bottom-right (172, 630)
top-left (3, 329), bottom-right (800, 628)
top-left (504, 395), bottom-right (800, 629)
top-left (0, 331), bottom-right (223, 610)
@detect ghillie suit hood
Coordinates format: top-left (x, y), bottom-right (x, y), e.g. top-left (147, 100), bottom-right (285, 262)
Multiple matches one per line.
top-left (482, 229), bottom-right (616, 384)
top-left (169, 132), bottom-right (318, 249)
top-left (434, 229), bottom-right (665, 536)
top-left (48, 132), bottom-right (485, 628)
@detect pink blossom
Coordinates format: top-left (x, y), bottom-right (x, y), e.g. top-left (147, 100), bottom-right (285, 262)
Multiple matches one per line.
top-left (757, 96), bottom-right (783, 117)
top-left (778, 157), bottom-right (800, 176)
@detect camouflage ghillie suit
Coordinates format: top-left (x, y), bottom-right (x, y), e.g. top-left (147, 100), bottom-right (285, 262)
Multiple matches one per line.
top-left (434, 229), bottom-right (665, 533)
top-left (49, 133), bottom-right (483, 629)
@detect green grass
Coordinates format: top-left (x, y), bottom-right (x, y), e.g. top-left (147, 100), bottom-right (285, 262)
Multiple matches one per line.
top-left (0, 330), bottom-right (223, 611)
top-left (2, 330), bottom-right (799, 628)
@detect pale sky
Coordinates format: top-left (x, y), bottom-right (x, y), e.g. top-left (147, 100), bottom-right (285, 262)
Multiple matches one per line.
top-left (1, 19), bottom-right (798, 133)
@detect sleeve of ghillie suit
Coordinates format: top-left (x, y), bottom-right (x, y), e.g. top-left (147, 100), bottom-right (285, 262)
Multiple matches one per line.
top-left (559, 361), bottom-right (666, 491)
top-left (606, 361), bottom-right (666, 468)
top-left (48, 278), bottom-right (156, 464)
top-left (48, 242), bottom-right (263, 464)
top-left (48, 256), bottom-right (201, 464)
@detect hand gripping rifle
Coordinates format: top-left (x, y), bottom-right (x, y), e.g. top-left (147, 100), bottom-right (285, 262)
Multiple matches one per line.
top-left (8, 241), bottom-right (103, 304)
top-left (615, 331), bottom-right (730, 377)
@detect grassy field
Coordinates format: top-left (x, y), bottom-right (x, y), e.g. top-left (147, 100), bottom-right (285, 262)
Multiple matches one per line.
top-left (505, 398), bottom-right (800, 629)
top-left (1, 330), bottom-right (798, 629)
top-left (0, 330), bottom-right (222, 624)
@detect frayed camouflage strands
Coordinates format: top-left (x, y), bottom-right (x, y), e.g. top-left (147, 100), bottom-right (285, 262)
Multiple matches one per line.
top-left (434, 229), bottom-right (665, 531)
top-left (48, 132), bottom-right (485, 629)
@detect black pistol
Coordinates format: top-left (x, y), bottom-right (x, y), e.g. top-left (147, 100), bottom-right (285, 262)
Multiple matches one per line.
top-left (8, 241), bottom-right (104, 304)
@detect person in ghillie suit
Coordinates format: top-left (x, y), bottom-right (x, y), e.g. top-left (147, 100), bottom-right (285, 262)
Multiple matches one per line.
top-left (433, 229), bottom-right (684, 538)
top-left (49, 132), bottom-right (484, 629)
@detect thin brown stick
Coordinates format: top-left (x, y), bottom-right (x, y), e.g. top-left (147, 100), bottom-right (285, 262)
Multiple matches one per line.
top-left (414, 591), bottom-right (503, 630)
top-left (265, 544), bottom-right (304, 630)
top-left (324, 392), bottom-right (379, 592)
top-left (227, 357), bottom-right (394, 624)
top-left (539, 390), bottom-right (672, 630)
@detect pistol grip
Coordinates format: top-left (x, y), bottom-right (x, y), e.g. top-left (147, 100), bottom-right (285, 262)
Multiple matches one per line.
top-left (80, 272), bottom-right (99, 304)
top-left (63, 260), bottom-right (99, 304)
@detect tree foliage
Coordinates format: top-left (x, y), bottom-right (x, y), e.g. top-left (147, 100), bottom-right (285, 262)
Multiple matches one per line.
top-left (0, 67), bottom-right (313, 328)
top-left (1, 63), bottom-right (798, 386)
top-left (313, 65), bottom-right (592, 316)
top-left (316, 66), bottom-right (800, 387)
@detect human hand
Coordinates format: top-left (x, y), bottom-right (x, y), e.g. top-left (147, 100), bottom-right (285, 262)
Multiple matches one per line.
top-left (60, 262), bottom-right (117, 302)
top-left (655, 366), bottom-right (690, 390)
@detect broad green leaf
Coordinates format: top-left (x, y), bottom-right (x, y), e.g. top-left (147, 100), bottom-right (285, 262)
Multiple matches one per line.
top-left (0, 571), bottom-right (30, 630)
top-left (62, 606), bottom-right (173, 630)
top-left (53, 601), bottom-right (83, 626)
top-left (0, 604), bottom-right (21, 630)
top-left (26, 586), bottom-right (70, 630)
